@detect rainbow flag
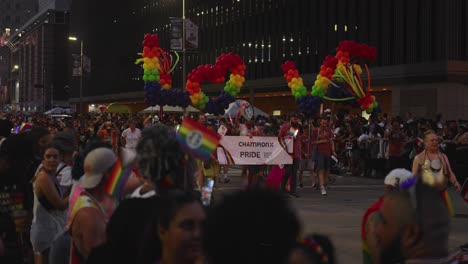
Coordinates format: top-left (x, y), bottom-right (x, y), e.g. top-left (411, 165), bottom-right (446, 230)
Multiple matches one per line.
top-left (176, 117), bottom-right (220, 161)
top-left (104, 158), bottom-right (133, 198)
top-left (19, 123), bottom-right (33, 133)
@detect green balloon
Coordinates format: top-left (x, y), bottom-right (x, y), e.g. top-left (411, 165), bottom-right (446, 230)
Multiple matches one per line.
top-left (143, 75), bottom-right (148, 82)
top-left (148, 75), bottom-right (156, 82)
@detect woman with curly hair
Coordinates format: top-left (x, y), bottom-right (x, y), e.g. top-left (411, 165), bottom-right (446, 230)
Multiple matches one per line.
top-left (136, 124), bottom-right (198, 194)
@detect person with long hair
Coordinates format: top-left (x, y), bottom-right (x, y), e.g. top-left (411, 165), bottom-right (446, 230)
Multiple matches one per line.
top-left (412, 130), bottom-right (462, 216)
top-left (30, 143), bottom-right (68, 264)
top-left (158, 191), bottom-right (205, 264)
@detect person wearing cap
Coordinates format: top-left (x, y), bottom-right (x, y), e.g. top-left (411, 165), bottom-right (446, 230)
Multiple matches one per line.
top-left (121, 119), bottom-right (142, 154)
top-left (278, 112), bottom-right (302, 198)
top-left (68, 148), bottom-right (118, 263)
top-left (361, 169), bottom-right (413, 264)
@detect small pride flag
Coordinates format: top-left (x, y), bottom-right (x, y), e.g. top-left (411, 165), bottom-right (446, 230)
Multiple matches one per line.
top-left (104, 158), bottom-right (133, 198)
top-left (176, 117), bottom-right (220, 161)
top-left (19, 123), bottom-right (33, 133)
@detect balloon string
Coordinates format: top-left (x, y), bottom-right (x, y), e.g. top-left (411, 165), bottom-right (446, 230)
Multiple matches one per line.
top-left (365, 64), bottom-right (372, 95)
top-left (169, 52), bottom-right (180, 73)
top-left (323, 96), bottom-right (356, 102)
top-left (135, 58), bottom-right (144, 64)
top-left (158, 48), bottom-right (170, 73)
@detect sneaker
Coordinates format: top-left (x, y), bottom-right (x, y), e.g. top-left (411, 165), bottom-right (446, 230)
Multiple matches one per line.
top-left (289, 192), bottom-right (300, 198)
top-left (299, 183), bottom-right (304, 188)
top-left (311, 184), bottom-right (318, 190)
top-left (223, 178), bottom-right (231, 183)
top-left (320, 185), bottom-right (327, 196)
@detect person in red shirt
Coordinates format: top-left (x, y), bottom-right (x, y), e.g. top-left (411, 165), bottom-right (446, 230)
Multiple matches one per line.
top-left (278, 112), bottom-right (302, 198)
top-left (311, 117), bottom-right (336, 196)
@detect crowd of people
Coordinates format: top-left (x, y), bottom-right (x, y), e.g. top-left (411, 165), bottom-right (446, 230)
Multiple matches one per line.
top-left (0, 109), bottom-right (466, 264)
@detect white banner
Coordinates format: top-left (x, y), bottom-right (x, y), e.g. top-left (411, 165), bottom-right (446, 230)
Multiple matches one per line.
top-left (217, 136), bottom-right (293, 165)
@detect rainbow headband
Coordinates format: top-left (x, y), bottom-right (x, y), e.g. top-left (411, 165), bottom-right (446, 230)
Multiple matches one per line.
top-left (303, 238), bottom-right (329, 264)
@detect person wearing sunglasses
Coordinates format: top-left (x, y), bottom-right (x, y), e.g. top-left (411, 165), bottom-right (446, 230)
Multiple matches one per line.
top-left (412, 130), bottom-right (461, 216)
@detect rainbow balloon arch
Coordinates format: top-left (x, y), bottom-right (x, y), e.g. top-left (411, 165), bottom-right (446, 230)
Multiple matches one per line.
top-left (281, 40), bottom-right (381, 116)
top-left (136, 35), bottom-right (381, 116)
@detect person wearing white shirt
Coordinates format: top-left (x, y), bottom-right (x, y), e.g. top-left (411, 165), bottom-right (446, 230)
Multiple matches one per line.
top-left (121, 120), bottom-right (142, 152)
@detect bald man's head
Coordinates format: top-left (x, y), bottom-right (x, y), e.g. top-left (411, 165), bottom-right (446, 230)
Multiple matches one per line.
top-left (377, 180), bottom-right (450, 262)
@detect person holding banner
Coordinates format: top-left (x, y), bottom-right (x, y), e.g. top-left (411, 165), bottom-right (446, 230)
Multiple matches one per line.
top-left (298, 120), bottom-right (317, 189)
top-left (246, 119), bottom-right (267, 188)
top-left (312, 117), bottom-right (337, 196)
top-left (278, 112), bottom-right (302, 198)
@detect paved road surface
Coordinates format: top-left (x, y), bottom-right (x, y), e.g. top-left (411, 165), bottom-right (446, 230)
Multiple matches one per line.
top-left (214, 167), bottom-right (468, 263)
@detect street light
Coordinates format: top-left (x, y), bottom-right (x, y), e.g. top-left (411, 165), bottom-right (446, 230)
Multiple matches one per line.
top-left (68, 36), bottom-right (83, 113)
top-left (182, 0), bottom-right (187, 116)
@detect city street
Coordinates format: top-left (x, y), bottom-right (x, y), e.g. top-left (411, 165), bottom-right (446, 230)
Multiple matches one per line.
top-left (216, 167), bottom-right (468, 263)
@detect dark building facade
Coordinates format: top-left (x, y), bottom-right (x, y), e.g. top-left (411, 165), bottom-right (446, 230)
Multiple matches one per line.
top-left (69, 0), bottom-right (468, 119)
top-left (0, 0), bottom-right (38, 109)
top-left (7, 10), bottom-right (71, 111)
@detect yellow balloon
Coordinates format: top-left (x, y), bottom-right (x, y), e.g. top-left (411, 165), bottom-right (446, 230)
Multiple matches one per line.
top-left (353, 64), bottom-right (363, 75)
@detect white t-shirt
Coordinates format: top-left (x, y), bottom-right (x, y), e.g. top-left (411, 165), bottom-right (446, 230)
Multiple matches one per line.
top-left (56, 163), bottom-right (73, 189)
top-left (121, 128), bottom-right (142, 149)
top-left (358, 134), bottom-right (370, 143)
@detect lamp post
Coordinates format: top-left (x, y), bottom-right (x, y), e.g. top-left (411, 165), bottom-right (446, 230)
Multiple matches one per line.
top-left (68, 36), bottom-right (83, 113)
top-left (182, 0), bottom-right (186, 89)
top-left (181, 0), bottom-right (188, 116)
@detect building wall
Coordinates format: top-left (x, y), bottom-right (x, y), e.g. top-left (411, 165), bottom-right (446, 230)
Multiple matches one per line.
top-left (10, 11), bottom-right (70, 111)
top-left (67, 0), bottom-right (468, 118)
top-left (0, 0), bottom-right (37, 107)
top-left (392, 82), bottom-right (468, 121)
